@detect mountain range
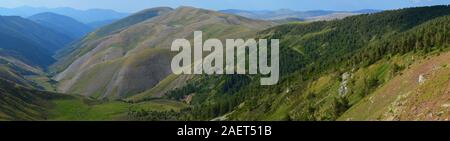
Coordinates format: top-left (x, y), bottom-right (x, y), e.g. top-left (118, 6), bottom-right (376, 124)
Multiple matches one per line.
top-left (0, 6), bottom-right (129, 24)
top-left (52, 6), bottom-right (274, 98)
top-left (0, 5), bottom-right (449, 121)
top-left (28, 12), bottom-right (92, 40)
top-left (219, 9), bottom-right (380, 21)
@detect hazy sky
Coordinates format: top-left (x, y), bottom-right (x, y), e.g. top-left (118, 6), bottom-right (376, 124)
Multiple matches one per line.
top-left (0, 0), bottom-right (449, 12)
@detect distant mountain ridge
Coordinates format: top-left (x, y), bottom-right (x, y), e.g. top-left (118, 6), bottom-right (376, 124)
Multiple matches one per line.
top-left (92, 7), bottom-right (174, 37)
top-left (0, 6), bottom-right (129, 23)
top-left (28, 12), bottom-right (92, 40)
top-left (219, 9), bottom-right (381, 21)
top-left (87, 19), bottom-right (117, 29)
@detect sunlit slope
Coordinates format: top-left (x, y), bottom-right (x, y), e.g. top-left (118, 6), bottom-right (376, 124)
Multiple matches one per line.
top-left (51, 7), bottom-right (173, 72)
top-left (226, 9), bottom-right (450, 121)
top-left (54, 6), bottom-right (274, 99)
top-left (339, 51), bottom-right (450, 121)
top-left (132, 6), bottom-right (450, 121)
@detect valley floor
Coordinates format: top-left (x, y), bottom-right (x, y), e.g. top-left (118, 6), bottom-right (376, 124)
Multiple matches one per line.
top-left (48, 98), bottom-right (187, 121)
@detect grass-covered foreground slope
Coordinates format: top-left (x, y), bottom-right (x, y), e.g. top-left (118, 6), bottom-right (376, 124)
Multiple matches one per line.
top-left (126, 6), bottom-right (450, 121)
top-left (0, 78), bottom-right (187, 121)
top-left (0, 78), bottom-right (68, 120)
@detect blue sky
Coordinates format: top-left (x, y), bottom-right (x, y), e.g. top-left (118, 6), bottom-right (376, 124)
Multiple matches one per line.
top-left (0, 0), bottom-right (449, 12)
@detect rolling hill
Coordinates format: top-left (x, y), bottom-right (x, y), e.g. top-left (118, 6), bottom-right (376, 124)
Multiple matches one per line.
top-left (52, 6), bottom-right (274, 99)
top-left (29, 12), bottom-right (92, 40)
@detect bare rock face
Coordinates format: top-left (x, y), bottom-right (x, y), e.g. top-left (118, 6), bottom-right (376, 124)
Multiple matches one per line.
top-left (418, 74), bottom-right (426, 84)
top-left (339, 72), bottom-right (350, 96)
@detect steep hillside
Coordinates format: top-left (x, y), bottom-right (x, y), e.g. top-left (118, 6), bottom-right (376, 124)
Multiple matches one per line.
top-left (0, 15), bottom-right (73, 70)
top-left (0, 15), bottom-right (78, 92)
top-left (53, 7), bottom-right (274, 99)
top-left (0, 78), bottom-right (70, 120)
top-left (128, 6), bottom-right (450, 121)
top-left (29, 12), bottom-right (92, 39)
top-left (0, 16), bottom-right (71, 52)
top-left (0, 56), bottom-right (48, 89)
top-left (339, 51), bottom-right (450, 121)
top-left (224, 6), bottom-right (450, 121)
top-left (51, 7), bottom-right (174, 71)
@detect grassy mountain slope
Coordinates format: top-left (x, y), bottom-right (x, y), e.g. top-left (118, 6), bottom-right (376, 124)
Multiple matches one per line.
top-left (0, 15), bottom-right (75, 91)
top-left (340, 51), bottom-right (450, 121)
top-left (29, 12), bottom-right (92, 39)
top-left (50, 7), bottom-right (173, 73)
top-left (127, 6), bottom-right (450, 121)
top-left (0, 16), bottom-right (69, 67)
top-left (0, 56), bottom-right (48, 89)
top-left (0, 78), bottom-right (71, 120)
top-left (53, 6), bottom-right (274, 99)
top-left (0, 77), bottom-right (187, 121)
top-left (225, 6), bottom-right (450, 121)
